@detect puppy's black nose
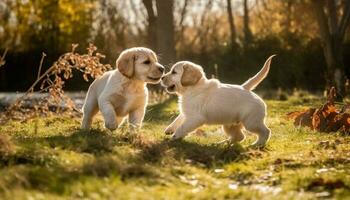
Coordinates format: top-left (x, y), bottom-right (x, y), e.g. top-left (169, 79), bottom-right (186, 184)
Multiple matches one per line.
top-left (158, 66), bottom-right (165, 73)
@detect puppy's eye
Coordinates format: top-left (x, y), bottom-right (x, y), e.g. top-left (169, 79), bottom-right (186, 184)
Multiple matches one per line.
top-left (143, 60), bottom-right (151, 65)
top-left (171, 71), bottom-right (177, 74)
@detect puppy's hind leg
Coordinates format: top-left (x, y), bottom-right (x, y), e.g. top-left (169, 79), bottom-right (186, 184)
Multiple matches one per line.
top-left (81, 96), bottom-right (98, 130)
top-left (222, 123), bottom-right (245, 143)
top-left (244, 119), bottom-right (271, 147)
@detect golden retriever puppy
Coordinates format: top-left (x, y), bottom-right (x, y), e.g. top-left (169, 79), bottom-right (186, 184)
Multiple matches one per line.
top-left (81, 47), bottom-right (164, 130)
top-left (161, 55), bottom-right (275, 147)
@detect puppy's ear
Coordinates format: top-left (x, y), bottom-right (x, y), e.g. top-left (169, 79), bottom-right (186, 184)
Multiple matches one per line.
top-left (181, 64), bottom-right (202, 86)
top-left (116, 53), bottom-right (135, 78)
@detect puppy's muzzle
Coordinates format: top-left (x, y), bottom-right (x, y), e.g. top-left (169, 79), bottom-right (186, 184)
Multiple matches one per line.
top-left (161, 76), bottom-right (176, 92)
top-left (148, 64), bottom-right (165, 81)
top-left (157, 64), bottom-right (165, 73)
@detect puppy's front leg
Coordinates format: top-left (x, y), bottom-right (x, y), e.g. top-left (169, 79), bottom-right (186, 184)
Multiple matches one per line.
top-left (165, 114), bottom-right (184, 135)
top-left (172, 118), bottom-right (203, 140)
top-left (98, 99), bottom-right (118, 130)
top-left (129, 106), bottom-right (146, 128)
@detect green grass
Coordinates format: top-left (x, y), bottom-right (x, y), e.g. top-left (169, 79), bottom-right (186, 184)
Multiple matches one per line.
top-left (0, 95), bottom-right (350, 200)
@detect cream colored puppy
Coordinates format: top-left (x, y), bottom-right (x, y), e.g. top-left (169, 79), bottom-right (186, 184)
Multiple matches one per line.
top-left (161, 55), bottom-right (275, 146)
top-left (81, 47), bottom-right (164, 130)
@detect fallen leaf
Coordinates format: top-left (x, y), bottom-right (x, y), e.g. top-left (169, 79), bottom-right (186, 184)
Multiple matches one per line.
top-left (287, 87), bottom-right (350, 134)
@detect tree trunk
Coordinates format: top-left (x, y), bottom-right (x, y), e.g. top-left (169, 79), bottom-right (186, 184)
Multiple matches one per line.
top-left (243, 0), bottom-right (253, 48)
top-left (312, 0), bottom-right (350, 96)
top-left (155, 0), bottom-right (176, 65)
top-left (226, 0), bottom-right (237, 48)
top-left (142, 0), bottom-right (157, 50)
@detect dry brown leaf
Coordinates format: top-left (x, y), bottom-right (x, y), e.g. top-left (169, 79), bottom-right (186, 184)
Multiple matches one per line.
top-left (287, 108), bottom-right (316, 128)
top-left (287, 87), bottom-right (350, 134)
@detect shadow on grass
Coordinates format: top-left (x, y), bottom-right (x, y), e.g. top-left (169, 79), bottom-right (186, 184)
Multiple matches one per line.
top-left (0, 128), bottom-right (257, 196)
top-left (144, 97), bottom-right (178, 123)
top-left (137, 137), bottom-right (248, 167)
top-left (1, 131), bottom-right (157, 194)
top-left (8, 125), bottom-right (250, 168)
top-left (14, 129), bottom-right (118, 155)
top-left (1, 154), bottom-right (155, 195)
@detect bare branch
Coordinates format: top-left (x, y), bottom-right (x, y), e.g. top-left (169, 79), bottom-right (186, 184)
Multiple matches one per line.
top-left (312, 0), bottom-right (331, 43)
top-left (176, 0), bottom-right (190, 43)
top-left (142, 0), bottom-right (156, 20)
top-left (37, 52), bottom-right (46, 80)
top-left (0, 48), bottom-right (8, 67)
top-left (338, 0), bottom-right (350, 40)
top-left (327, 0), bottom-right (338, 35)
top-left (189, 0), bottom-right (213, 46)
top-left (178, 0), bottom-right (189, 28)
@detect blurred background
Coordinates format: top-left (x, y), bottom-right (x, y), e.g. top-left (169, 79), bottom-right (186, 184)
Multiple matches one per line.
top-left (0, 0), bottom-right (349, 94)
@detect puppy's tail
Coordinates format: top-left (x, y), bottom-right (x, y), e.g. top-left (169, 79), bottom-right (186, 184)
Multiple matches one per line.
top-left (241, 55), bottom-right (276, 91)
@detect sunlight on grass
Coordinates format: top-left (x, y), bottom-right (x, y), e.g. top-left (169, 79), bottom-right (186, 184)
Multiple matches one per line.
top-left (0, 96), bottom-right (350, 199)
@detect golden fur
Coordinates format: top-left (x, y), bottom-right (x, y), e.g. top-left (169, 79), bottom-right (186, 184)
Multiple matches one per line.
top-left (161, 56), bottom-right (275, 147)
top-left (81, 47), bottom-right (164, 130)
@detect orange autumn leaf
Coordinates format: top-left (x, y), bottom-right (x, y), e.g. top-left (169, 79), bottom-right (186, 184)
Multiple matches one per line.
top-left (287, 109), bottom-right (316, 128)
top-left (287, 87), bottom-right (350, 134)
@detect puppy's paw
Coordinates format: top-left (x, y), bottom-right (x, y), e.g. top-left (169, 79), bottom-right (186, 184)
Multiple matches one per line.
top-left (128, 124), bottom-right (140, 134)
top-left (251, 138), bottom-right (268, 148)
top-left (249, 142), bottom-right (267, 150)
top-left (170, 134), bottom-right (183, 141)
top-left (105, 121), bottom-right (118, 131)
top-left (164, 127), bottom-right (174, 135)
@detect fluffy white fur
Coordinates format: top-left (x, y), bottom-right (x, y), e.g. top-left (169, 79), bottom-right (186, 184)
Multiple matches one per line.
top-left (81, 47), bottom-right (164, 130)
top-left (161, 55), bottom-right (275, 146)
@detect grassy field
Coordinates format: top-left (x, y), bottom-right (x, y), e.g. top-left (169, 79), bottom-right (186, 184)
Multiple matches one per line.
top-left (0, 93), bottom-right (350, 200)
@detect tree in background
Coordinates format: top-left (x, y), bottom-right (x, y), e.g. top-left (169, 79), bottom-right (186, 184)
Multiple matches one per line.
top-left (312, 0), bottom-right (350, 95)
top-left (1, 0), bottom-right (350, 92)
top-left (0, 0), bottom-right (96, 90)
top-left (156, 0), bottom-right (176, 65)
top-left (142, 0), bottom-right (157, 50)
top-left (226, 0), bottom-right (237, 48)
top-left (93, 0), bottom-right (130, 59)
top-left (142, 0), bottom-right (176, 65)
top-left (243, 0), bottom-right (253, 48)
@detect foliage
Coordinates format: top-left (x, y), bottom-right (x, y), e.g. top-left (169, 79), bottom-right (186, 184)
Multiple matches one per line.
top-left (0, 0), bottom-right (95, 52)
top-left (1, 0), bottom-right (349, 91)
top-left (178, 35), bottom-right (327, 90)
top-left (0, 44), bottom-right (111, 125)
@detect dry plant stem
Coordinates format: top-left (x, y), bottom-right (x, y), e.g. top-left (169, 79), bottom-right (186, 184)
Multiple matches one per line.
top-left (1, 48), bottom-right (7, 60)
top-left (12, 47), bottom-right (76, 108)
top-left (1, 43), bottom-right (112, 124)
top-left (0, 48), bottom-right (8, 67)
top-left (37, 52), bottom-right (46, 80)
top-left (11, 64), bottom-right (55, 108)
